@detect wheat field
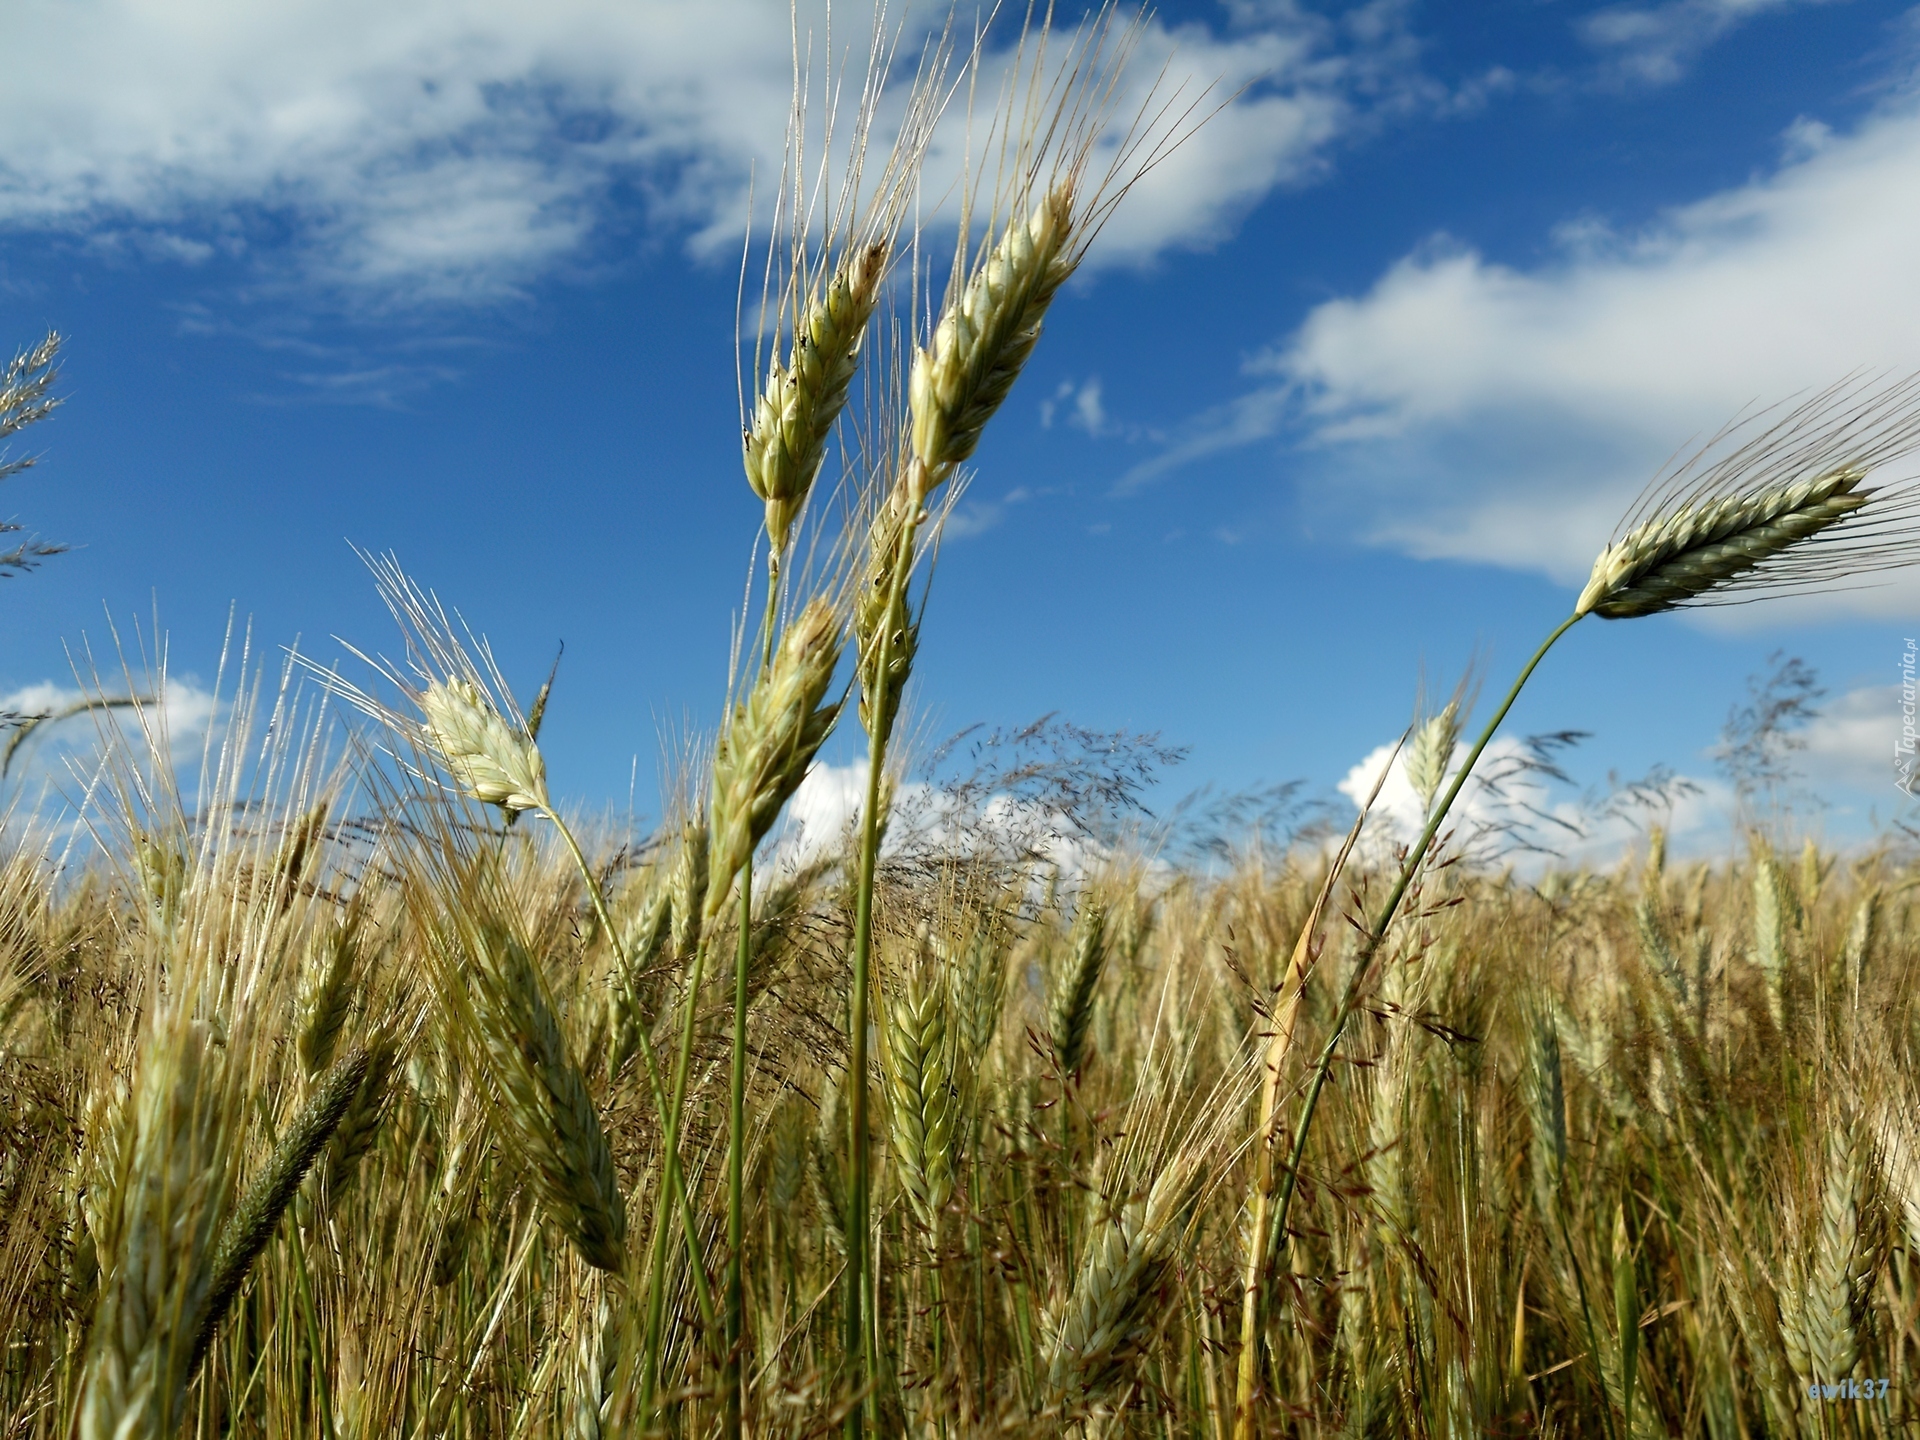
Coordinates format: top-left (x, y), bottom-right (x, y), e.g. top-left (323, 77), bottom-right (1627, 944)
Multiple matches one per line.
top-left (2, 712), bottom-right (1918, 1439)
top-left (6, 7), bottom-right (1920, 1436)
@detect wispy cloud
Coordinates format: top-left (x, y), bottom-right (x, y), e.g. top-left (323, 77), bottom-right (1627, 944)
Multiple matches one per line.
top-left (0, 1), bottom-right (1428, 304)
top-left (942, 485), bottom-right (1034, 541)
top-left (1577, 0), bottom-right (1840, 87)
top-left (1134, 61), bottom-right (1920, 619)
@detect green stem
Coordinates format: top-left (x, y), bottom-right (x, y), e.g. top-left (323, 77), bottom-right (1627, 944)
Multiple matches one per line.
top-left (845, 721), bottom-right (886, 1440)
top-left (726, 849), bottom-right (753, 1437)
top-left (1242, 611), bottom-right (1582, 1424)
top-left (844, 497), bottom-right (922, 1438)
top-left (645, 927), bottom-right (715, 1410)
top-left (546, 816), bottom-right (716, 1401)
top-left (291, 1223), bottom-right (334, 1440)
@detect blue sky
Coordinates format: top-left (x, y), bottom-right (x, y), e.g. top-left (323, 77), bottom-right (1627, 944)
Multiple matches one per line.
top-left (2, 0), bottom-right (1918, 858)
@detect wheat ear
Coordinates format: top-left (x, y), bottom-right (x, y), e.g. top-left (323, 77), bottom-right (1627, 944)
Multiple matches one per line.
top-left (1750, 845), bottom-right (1793, 1032)
top-left (190, 1047), bottom-right (370, 1374)
top-left (746, 244), bottom-right (889, 567)
top-left (417, 676), bottom-right (549, 813)
top-left (461, 923), bottom-right (626, 1272)
top-left (1405, 701), bottom-right (1460, 816)
top-left (1045, 1151), bottom-right (1203, 1409)
top-left (1049, 899), bottom-right (1110, 1080)
top-left (296, 909), bottom-right (364, 1078)
top-left (78, 1018), bottom-right (234, 1440)
top-left (884, 976), bottom-right (957, 1236)
top-left (707, 597), bottom-right (844, 920)
top-left (1782, 1120), bottom-right (1875, 1392)
top-left (1575, 374), bottom-right (1920, 618)
top-left (910, 186), bottom-right (1077, 490)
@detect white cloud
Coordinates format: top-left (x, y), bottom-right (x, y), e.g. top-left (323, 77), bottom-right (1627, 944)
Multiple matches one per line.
top-left (1336, 731), bottom-right (1730, 868)
top-left (1144, 68), bottom-right (1920, 621)
top-left (0, 677), bottom-right (221, 814)
top-left (1040, 378), bottom-right (1106, 434)
top-left (776, 757), bottom-right (1109, 878)
top-left (942, 484), bottom-right (1033, 540)
top-left (1800, 679), bottom-right (1920, 801)
top-left (0, 1), bottom-right (1400, 302)
top-left (1577, 0), bottom-right (1837, 86)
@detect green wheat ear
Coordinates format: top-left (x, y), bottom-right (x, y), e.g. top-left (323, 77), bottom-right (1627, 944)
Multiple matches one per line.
top-left (1577, 374), bottom-right (1920, 619)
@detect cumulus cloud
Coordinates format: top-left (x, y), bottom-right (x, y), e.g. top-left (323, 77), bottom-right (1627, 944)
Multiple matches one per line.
top-left (1138, 64), bottom-right (1920, 621)
top-left (0, 1), bottom-right (1406, 302)
top-left (1796, 679), bottom-right (1920, 808)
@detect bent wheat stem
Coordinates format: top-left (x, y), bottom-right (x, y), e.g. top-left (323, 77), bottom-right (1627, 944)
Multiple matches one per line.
top-left (1232, 612), bottom-right (1581, 1435)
